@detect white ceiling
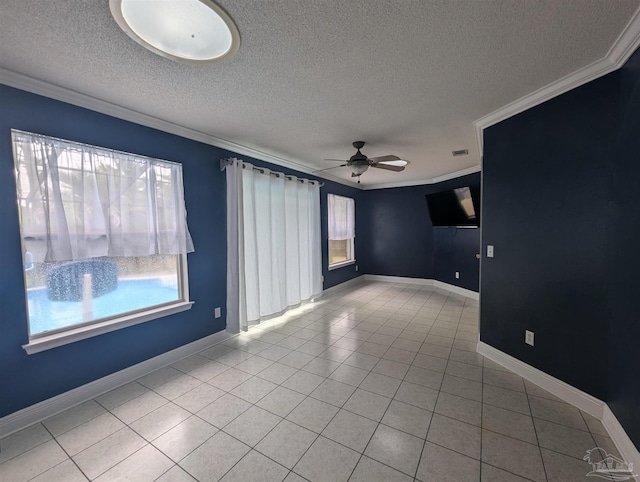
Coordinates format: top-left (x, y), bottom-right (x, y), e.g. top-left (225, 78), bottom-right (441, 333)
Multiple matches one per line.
top-left (1, 0), bottom-right (639, 188)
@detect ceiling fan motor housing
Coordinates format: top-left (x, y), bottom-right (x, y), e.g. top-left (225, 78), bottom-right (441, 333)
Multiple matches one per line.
top-left (350, 141), bottom-right (369, 164)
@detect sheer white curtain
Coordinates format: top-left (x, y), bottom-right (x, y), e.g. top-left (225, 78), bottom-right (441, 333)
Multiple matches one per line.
top-left (328, 193), bottom-right (355, 240)
top-left (225, 158), bottom-right (322, 333)
top-left (12, 130), bottom-right (194, 262)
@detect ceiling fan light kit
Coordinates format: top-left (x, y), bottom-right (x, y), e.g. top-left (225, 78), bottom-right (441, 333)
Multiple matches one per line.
top-left (109, 0), bottom-right (240, 63)
top-left (350, 163), bottom-right (369, 176)
top-left (322, 141), bottom-right (409, 183)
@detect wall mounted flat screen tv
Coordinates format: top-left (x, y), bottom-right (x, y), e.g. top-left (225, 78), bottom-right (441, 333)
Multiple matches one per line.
top-left (426, 186), bottom-right (480, 227)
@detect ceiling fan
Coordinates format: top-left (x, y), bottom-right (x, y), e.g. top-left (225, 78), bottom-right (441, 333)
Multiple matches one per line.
top-left (320, 141), bottom-right (409, 183)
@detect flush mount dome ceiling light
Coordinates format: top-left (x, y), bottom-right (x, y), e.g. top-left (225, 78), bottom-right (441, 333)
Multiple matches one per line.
top-left (109, 0), bottom-right (240, 63)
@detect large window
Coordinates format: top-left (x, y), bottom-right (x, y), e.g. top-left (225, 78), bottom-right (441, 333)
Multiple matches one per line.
top-left (327, 194), bottom-right (355, 269)
top-left (12, 130), bottom-right (194, 352)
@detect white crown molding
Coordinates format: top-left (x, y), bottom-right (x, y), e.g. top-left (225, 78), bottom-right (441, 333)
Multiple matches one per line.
top-left (0, 68), bottom-right (358, 189)
top-left (431, 165), bottom-right (482, 184)
top-left (362, 178), bottom-right (434, 190)
top-left (0, 329), bottom-right (235, 438)
top-left (362, 165), bottom-right (481, 190)
top-left (606, 5), bottom-right (640, 68)
top-left (5, 0), bottom-right (640, 195)
top-left (0, 68), bottom-right (481, 192)
top-left (473, 5), bottom-right (640, 155)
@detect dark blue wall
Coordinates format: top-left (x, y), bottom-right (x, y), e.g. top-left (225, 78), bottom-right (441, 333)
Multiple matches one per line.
top-left (359, 186), bottom-right (433, 278)
top-left (481, 73), bottom-right (618, 402)
top-left (0, 85), bottom-right (360, 418)
top-left (482, 56), bottom-right (640, 449)
top-left (607, 48), bottom-right (640, 448)
top-left (360, 173), bottom-right (480, 291)
top-left (433, 227), bottom-right (479, 291)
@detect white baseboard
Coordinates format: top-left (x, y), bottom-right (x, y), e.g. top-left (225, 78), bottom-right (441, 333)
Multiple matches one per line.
top-left (602, 404), bottom-right (640, 474)
top-left (0, 330), bottom-right (234, 438)
top-left (364, 274), bottom-right (434, 286)
top-left (477, 341), bottom-right (604, 418)
top-left (477, 341), bottom-right (640, 471)
top-left (363, 274), bottom-right (479, 300)
top-left (432, 280), bottom-right (480, 300)
top-left (321, 275), bottom-right (365, 297)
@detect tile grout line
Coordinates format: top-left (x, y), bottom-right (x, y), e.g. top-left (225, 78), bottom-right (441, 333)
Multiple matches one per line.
top-left (0, 424), bottom-right (51, 469)
top-left (471, 293), bottom-right (485, 482)
top-left (283, 309), bottom-right (398, 480)
top-left (250, 286), bottom-right (552, 482)
top-left (331, 284), bottom-right (435, 479)
top-left (7, 282), bottom-right (485, 482)
top-left (524, 379), bottom-right (550, 481)
top-left (34, 423), bottom-right (91, 482)
top-left (345, 286), bottom-right (442, 481)
top-left (183, 289), bottom-right (416, 480)
top-left (412, 291), bottom-right (454, 481)
top-left (174, 348), bottom-right (325, 481)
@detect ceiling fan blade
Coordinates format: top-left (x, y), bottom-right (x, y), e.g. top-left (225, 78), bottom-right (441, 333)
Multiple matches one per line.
top-left (313, 164), bottom-right (347, 173)
top-left (371, 163), bottom-right (405, 172)
top-left (323, 158), bottom-right (349, 162)
top-left (368, 155), bottom-right (401, 163)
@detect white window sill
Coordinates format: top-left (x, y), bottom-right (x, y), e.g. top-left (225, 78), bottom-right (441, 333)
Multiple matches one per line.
top-left (23, 301), bottom-right (194, 355)
top-left (328, 260), bottom-right (356, 271)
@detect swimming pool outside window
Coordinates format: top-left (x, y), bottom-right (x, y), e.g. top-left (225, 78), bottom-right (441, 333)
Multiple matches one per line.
top-left (12, 130), bottom-right (195, 352)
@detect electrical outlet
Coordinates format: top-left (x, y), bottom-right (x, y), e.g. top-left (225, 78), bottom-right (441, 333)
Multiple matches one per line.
top-left (487, 245), bottom-right (494, 258)
top-left (214, 307), bottom-right (221, 318)
top-left (525, 330), bottom-right (534, 346)
top-left (355, 265), bottom-right (358, 271)
top-left (455, 271), bottom-right (460, 279)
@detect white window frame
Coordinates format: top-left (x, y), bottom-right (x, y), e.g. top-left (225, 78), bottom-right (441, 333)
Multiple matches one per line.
top-left (13, 132), bottom-right (193, 354)
top-left (22, 258), bottom-right (192, 354)
top-left (327, 194), bottom-right (356, 270)
top-left (328, 238), bottom-right (356, 270)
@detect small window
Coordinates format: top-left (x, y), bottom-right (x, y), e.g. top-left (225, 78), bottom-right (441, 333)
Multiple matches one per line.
top-left (12, 130), bottom-right (194, 350)
top-left (327, 194), bottom-right (355, 269)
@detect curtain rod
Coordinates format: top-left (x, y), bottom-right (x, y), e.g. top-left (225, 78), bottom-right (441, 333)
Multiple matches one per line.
top-left (220, 158), bottom-right (324, 187)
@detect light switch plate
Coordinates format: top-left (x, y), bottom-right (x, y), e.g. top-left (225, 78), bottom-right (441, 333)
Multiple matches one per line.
top-left (487, 245), bottom-right (494, 258)
top-left (525, 330), bottom-right (534, 346)
top-left (214, 307), bottom-right (221, 318)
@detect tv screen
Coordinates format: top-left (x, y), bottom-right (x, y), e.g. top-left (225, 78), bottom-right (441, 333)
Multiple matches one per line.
top-left (426, 186), bottom-right (480, 227)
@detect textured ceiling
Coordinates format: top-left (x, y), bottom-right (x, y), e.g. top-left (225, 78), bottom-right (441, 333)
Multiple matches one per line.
top-left (1, 0), bottom-right (639, 187)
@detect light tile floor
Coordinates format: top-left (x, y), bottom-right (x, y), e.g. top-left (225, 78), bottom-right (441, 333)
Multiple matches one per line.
top-left (0, 281), bottom-right (623, 481)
